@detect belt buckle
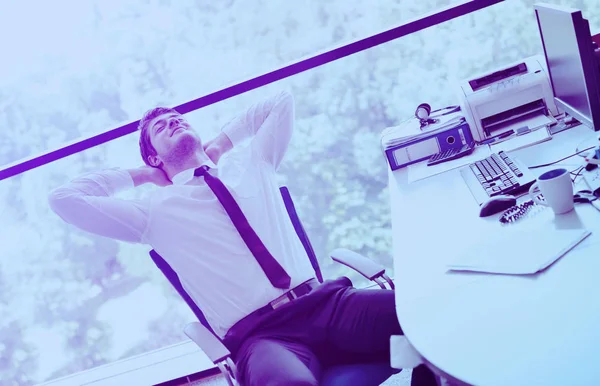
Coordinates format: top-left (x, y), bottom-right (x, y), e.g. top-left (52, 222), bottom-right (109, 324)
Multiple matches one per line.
top-left (269, 280), bottom-right (313, 310)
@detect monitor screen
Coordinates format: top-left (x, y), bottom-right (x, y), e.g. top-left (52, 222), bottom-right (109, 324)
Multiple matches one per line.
top-left (535, 4), bottom-right (600, 131)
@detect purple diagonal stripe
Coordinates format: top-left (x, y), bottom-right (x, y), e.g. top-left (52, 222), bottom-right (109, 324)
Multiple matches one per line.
top-left (0, 0), bottom-right (503, 182)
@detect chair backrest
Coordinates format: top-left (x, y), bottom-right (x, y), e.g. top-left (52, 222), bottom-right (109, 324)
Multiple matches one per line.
top-left (279, 186), bottom-right (324, 283)
top-left (148, 186), bottom-right (323, 338)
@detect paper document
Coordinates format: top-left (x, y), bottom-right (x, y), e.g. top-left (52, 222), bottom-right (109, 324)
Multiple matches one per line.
top-left (446, 229), bottom-right (591, 275)
top-left (408, 145), bottom-right (491, 183)
top-left (582, 167), bottom-right (600, 193)
top-left (381, 114), bottom-right (465, 149)
top-left (491, 127), bottom-right (552, 153)
top-left (491, 112), bottom-right (555, 137)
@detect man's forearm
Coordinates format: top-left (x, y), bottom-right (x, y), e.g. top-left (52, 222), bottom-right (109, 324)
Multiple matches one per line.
top-left (48, 168), bottom-right (149, 243)
top-left (219, 90), bottom-right (294, 170)
top-left (205, 132), bottom-right (234, 164)
top-left (127, 168), bottom-right (150, 188)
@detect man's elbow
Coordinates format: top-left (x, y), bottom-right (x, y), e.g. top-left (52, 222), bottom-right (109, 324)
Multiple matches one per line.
top-left (277, 89), bottom-right (295, 111)
top-left (48, 188), bottom-right (76, 222)
top-left (48, 188), bottom-right (61, 213)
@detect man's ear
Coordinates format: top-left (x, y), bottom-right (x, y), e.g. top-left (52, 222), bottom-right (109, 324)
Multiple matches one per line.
top-left (148, 155), bottom-right (162, 167)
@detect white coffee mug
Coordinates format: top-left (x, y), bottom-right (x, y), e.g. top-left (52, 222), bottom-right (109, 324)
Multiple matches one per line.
top-left (528, 168), bottom-right (574, 214)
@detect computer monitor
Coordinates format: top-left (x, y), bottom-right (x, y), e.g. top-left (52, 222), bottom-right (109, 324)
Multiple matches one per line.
top-left (535, 3), bottom-right (600, 131)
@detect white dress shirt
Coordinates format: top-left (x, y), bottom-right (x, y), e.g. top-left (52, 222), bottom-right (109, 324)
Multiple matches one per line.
top-left (48, 91), bottom-right (315, 337)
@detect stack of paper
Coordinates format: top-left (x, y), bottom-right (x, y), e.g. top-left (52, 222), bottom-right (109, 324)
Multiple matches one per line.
top-left (490, 127), bottom-right (552, 153)
top-left (446, 229), bottom-right (591, 275)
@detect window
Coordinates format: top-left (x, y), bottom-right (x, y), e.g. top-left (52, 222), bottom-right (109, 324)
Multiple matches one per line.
top-left (3, 0), bottom-right (597, 384)
top-left (0, 0), bottom-right (461, 166)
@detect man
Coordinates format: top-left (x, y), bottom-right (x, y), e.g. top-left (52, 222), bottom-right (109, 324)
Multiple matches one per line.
top-left (49, 90), bottom-right (437, 386)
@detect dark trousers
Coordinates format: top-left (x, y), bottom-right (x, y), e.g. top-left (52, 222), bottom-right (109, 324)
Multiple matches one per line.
top-left (223, 277), bottom-right (438, 386)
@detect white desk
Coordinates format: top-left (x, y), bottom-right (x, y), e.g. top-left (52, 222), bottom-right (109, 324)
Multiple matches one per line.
top-left (389, 124), bottom-right (600, 386)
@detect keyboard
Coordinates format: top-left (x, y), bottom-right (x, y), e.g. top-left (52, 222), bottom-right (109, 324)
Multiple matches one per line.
top-left (460, 151), bottom-right (537, 205)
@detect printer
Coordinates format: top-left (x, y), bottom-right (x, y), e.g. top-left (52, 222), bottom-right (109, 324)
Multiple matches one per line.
top-left (458, 55), bottom-right (558, 142)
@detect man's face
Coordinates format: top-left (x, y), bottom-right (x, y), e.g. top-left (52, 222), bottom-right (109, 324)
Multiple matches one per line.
top-left (147, 112), bottom-right (202, 168)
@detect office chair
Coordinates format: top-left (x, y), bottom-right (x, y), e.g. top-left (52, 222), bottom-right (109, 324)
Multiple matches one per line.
top-left (149, 186), bottom-right (398, 386)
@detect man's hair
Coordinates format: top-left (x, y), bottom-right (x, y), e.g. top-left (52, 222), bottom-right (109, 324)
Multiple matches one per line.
top-left (138, 106), bottom-right (180, 167)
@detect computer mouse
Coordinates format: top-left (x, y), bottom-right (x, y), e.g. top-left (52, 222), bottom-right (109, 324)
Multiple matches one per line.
top-left (479, 194), bottom-right (517, 217)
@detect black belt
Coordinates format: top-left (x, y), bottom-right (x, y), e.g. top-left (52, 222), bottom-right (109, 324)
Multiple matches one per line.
top-left (223, 278), bottom-right (319, 355)
top-left (248, 278), bottom-right (318, 319)
top-left (223, 278), bottom-right (319, 351)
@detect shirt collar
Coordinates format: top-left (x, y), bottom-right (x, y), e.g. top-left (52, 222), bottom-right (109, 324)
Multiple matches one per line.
top-left (171, 159), bottom-right (218, 185)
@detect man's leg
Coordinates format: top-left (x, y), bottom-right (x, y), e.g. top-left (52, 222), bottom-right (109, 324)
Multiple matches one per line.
top-left (235, 337), bottom-right (321, 386)
top-left (322, 287), bottom-right (438, 386)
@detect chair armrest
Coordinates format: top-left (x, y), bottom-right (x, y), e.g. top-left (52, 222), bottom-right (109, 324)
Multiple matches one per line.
top-left (184, 322), bottom-right (231, 363)
top-left (184, 322), bottom-right (238, 385)
top-left (329, 248), bottom-right (385, 280)
top-left (330, 248), bottom-right (395, 289)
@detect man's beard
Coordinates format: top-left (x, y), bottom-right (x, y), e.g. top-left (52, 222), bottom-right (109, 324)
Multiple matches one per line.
top-left (162, 133), bottom-right (201, 169)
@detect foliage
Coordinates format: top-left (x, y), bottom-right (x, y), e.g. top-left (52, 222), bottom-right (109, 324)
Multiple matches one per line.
top-left (0, 0), bottom-right (598, 383)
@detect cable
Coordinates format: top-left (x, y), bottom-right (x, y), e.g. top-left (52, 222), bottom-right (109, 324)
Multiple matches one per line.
top-left (571, 166), bottom-right (585, 183)
top-left (528, 146), bottom-right (595, 169)
top-left (570, 164), bottom-right (584, 174)
top-left (575, 133), bottom-right (599, 158)
top-left (576, 146), bottom-right (592, 158)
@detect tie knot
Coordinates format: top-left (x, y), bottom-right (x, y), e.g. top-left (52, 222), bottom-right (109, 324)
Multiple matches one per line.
top-left (194, 165), bottom-right (210, 177)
